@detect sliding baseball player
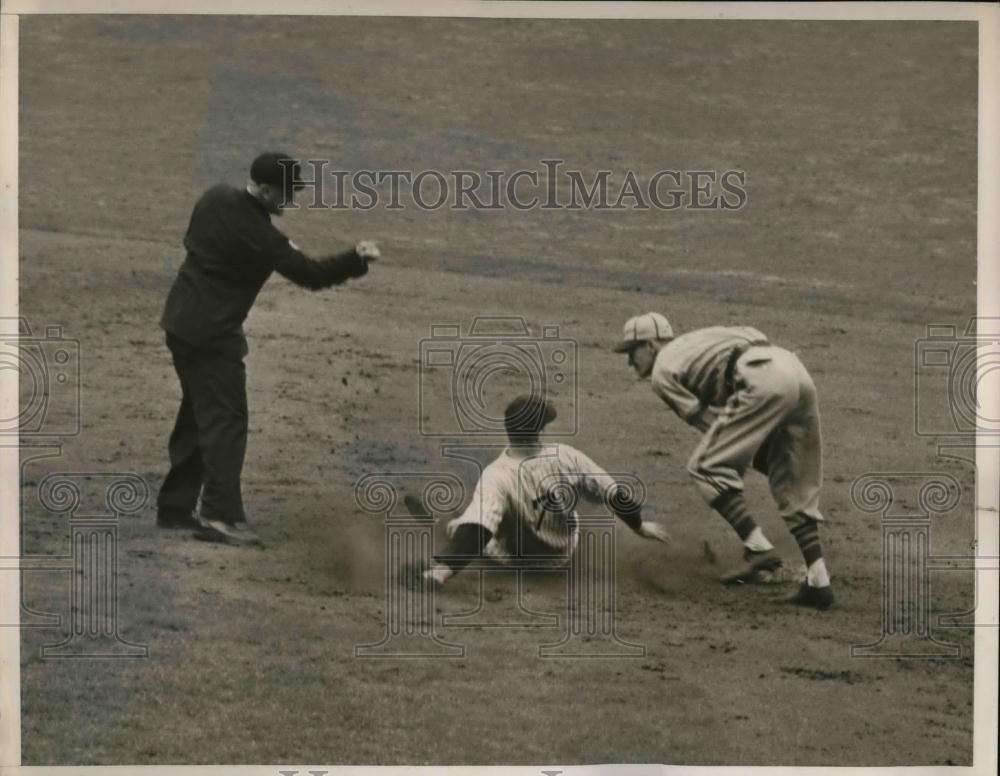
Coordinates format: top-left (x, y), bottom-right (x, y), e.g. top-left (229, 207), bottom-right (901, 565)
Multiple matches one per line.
top-left (418, 394), bottom-right (670, 586)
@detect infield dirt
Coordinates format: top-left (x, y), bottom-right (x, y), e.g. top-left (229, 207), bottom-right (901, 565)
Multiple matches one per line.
top-left (17, 16), bottom-right (977, 765)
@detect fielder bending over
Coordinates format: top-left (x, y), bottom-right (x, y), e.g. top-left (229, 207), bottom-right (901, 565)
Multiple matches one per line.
top-left (420, 394), bottom-right (670, 587)
top-left (614, 312), bottom-right (833, 610)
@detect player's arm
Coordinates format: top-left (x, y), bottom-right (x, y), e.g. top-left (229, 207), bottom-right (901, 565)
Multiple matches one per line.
top-left (652, 371), bottom-right (715, 432)
top-left (608, 484), bottom-right (671, 543)
top-left (564, 447), bottom-right (670, 544)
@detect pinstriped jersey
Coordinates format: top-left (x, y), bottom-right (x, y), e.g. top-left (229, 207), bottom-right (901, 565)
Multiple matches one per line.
top-left (651, 326), bottom-right (769, 424)
top-left (447, 444), bottom-right (617, 560)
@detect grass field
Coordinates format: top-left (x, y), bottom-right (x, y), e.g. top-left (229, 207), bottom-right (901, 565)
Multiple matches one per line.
top-left (16, 16), bottom-right (978, 766)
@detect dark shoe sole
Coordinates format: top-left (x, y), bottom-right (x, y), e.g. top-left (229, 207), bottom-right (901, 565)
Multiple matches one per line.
top-left (157, 519), bottom-right (201, 530)
top-left (192, 524), bottom-right (229, 543)
top-left (156, 512), bottom-right (200, 530)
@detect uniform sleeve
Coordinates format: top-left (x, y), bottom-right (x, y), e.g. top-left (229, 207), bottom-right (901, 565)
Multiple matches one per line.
top-left (559, 446), bottom-right (618, 504)
top-left (447, 470), bottom-right (507, 537)
top-left (203, 193), bottom-right (369, 291)
top-left (558, 447), bottom-right (642, 530)
top-left (260, 229), bottom-right (369, 290)
top-left (652, 369), bottom-right (707, 429)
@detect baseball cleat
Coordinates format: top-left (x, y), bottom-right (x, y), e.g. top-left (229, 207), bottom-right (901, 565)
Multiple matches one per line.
top-left (720, 548), bottom-right (784, 585)
top-left (787, 582), bottom-right (835, 610)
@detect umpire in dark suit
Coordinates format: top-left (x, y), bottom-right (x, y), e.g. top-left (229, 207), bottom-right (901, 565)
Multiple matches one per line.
top-left (157, 152), bottom-right (380, 544)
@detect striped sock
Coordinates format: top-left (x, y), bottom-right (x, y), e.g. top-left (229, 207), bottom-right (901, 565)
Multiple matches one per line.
top-left (711, 490), bottom-right (759, 542)
top-left (785, 512), bottom-right (823, 567)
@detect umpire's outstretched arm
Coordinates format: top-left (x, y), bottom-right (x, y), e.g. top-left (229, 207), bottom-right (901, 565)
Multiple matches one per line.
top-left (269, 240), bottom-right (371, 290)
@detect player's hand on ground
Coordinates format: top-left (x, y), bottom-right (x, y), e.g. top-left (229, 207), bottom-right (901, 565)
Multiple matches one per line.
top-left (638, 520), bottom-right (672, 544)
top-left (355, 240), bottom-right (381, 261)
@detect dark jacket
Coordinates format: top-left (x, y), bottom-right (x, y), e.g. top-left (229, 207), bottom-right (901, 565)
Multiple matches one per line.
top-left (161, 184), bottom-right (369, 354)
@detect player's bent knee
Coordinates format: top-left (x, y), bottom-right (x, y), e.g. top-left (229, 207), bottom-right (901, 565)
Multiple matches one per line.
top-left (685, 465), bottom-right (721, 505)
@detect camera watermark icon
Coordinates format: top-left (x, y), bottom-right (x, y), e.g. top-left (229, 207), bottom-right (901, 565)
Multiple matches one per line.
top-left (850, 473), bottom-right (965, 659)
top-left (914, 316), bottom-right (1000, 437)
top-left (3, 470), bottom-right (150, 659)
top-left (0, 317), bottom-right (81, 438)
top-left (418, 317), bottom-right (578, 437)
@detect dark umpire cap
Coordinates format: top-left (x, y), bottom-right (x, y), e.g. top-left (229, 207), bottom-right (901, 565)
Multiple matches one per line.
top-left (250, 151), bottom-right (303, 195)
top-left (504, 394), bottom-right (557, 435)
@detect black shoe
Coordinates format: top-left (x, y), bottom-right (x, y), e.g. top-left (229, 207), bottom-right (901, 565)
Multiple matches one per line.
top-left (721, 548), bottom-right (784, 585)
top-left (156, 508), bottom-right (200, 529)
top-left (787, 582), bottom-right (834, 610)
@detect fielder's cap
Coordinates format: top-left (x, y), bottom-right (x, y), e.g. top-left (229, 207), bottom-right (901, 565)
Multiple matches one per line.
top-left (504, 394), bottom-right (557, 435)
top-left (250, 151), bottom-right (303, 195)
top-left (612, 312), bottom-right (674, 352)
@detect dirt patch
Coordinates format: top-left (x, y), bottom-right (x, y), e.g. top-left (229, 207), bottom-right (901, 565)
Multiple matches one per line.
top-left (17, 15), bottom-right (976, 767)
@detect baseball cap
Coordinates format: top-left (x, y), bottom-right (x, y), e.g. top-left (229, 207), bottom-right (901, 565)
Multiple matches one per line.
top-left (250, 151), bottom-right (303, 195)
top-left (504, 394), bottom-right (557, 435)
top-left (612, 312), bottom-right (674, 352)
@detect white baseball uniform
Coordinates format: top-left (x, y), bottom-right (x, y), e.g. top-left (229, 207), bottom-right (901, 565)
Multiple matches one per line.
top-left (446, 443), bottom-right (619, 564)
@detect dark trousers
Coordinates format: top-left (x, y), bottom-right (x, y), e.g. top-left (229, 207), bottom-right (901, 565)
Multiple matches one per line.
top-left (157, 333), bottom-right (248, 524)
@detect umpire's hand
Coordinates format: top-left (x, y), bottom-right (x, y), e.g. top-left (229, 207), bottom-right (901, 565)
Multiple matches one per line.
top-left (356, 240), bottom-right (381, 261)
